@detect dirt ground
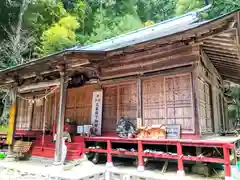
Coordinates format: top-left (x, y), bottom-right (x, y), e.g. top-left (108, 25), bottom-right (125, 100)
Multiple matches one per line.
top-left (95, 158), bottom-right (224, 180)
top-left (0, 157), bottom-right (225, 180)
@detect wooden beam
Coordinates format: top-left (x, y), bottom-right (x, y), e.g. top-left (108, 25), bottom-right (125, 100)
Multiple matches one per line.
top-left (100, 60), bottom-right (195, 80)
top-left (207, 37), bottom-right (236, 44)
top-left (202, 44), bottom-right (238, 52)
top-left (201, 50), bottom-right (225, 79)
top-left (204, 51), bottom-right (238, 59)
top-left (18, 79), bottom-right (61, 93)
top-left (102, 48), bottom-right (198, 73)
top-left (202, 47), bottom-right (238, 56)
top-left (208, 55), bottom-right (240, 64)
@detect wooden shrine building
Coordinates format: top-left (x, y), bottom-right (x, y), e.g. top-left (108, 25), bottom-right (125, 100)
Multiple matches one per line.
top-left (0, 9), bottom-right (240, 179)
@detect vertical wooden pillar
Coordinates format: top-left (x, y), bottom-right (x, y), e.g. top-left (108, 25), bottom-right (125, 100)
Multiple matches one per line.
top-left (137, 140), bottom-right (144, 171)
top-left (191, 69), bottom-right (200, 135)
top-left (137, 78), bottom-right (143, 128)
top-left (223, 145), bottom-right (231, 180)
top-left (54, 71), bottom-right (68, 165)
top-left (42, 95), bottom-right (48, 148)
top-left (106, 139), bottom-right (113, 167)
top-left (177, 142), bottom-right (185, 176)
top-left (6, 88), bottom-right (18, 155)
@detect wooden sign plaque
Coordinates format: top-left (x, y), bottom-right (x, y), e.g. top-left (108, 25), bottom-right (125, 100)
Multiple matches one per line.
top-left (165, 124), bottom-right (181, 139)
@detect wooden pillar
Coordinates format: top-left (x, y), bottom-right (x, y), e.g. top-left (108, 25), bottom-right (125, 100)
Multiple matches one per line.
top-left (137, 140), bottom-right (144, 171)
top-left (223, 145), bottom-right (231, 180)
top-left (137, 78), bottom-right (143, 128)
top-left (106, 139), bottom-right (113, 168)
top-left (54, 71), bottom-right (68, 165)
top-left (6, 88), bottom-right (18, 155)
top-left (177, 142), bottom-right (185, 176)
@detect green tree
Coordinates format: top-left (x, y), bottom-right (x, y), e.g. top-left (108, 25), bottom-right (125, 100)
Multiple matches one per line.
top-left (207, 0), bottom-right (240, 19)
top-left (175, 0), bottom-right (240, 19)
top-left (40, 15), bottom-right (80, 55)
top-left (137, 0), bottom-right (176, 22)
top-left (23, 0), bottom-right (67, 39)
top-left (84, 0), bottom-right (144, 44)
top-left (175, 0), bottom-right (204, 16)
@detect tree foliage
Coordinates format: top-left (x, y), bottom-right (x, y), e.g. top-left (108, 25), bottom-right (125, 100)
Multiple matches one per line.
top-left (40, 15), bottom-right (80, 55)
top-left (175, 0), bottom-right (240, 18)
top-left (175, 0), bottom-right (204, 16)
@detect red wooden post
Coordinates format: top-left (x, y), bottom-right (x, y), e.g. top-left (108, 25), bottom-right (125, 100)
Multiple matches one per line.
top-left (106, 139), bottom-right (113, 168)
top-left (177, 142), bottom-right (185, 176)
top-left (223, 145), bottom-right (231, 180)
top-left (137, 140), bottom-right (144, 171)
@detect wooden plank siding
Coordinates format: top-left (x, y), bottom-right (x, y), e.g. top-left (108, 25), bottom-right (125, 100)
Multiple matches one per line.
top-left (195, 49), bottom-right (226, 135)
top-left (197, 77), bottom-right (213, 133)
top-left (16, 93), bottom-right (55, 131)
top-left (56, 84), bottom-right (98, 125)
top-left (100, 45), bottom-right (199, 80)
top-left (102, 81), bottom-right (138, 131)
top-left (142, 74), bottom-right (194, 133)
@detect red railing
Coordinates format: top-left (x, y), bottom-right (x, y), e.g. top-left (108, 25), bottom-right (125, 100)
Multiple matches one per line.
top-left (84, 136), bottom-right (235, 178)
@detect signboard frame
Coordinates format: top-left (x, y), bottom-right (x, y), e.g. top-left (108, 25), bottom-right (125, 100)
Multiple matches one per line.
top-left (91, 89), bottom-right (103, 136)
top-left (165, 124), bottom-right (181, 139)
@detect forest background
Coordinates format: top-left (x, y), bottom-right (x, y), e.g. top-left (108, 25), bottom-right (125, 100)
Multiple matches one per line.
top-left (0, 0), bottom-right (239, 128)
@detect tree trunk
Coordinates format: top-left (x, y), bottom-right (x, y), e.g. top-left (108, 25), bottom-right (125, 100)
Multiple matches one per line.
top-left (13, 0), bottom-right (29, 64)
top-left (0, 94), bottom-right (10, 126)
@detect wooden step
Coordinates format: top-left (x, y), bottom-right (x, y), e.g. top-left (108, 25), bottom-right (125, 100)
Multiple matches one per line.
top-left (33, 143), bottom-right (83, 151)
top-left (31, 148), bottom-right (83, 160)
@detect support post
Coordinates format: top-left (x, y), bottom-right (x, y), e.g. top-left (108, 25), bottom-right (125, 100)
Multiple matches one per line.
top-left (54, 71), bottom-right (67, 165)
top-left (223, 145), bottom-right (231, 180)
top-left (137, 140), bottom-right (144, 171)
top-left (137, 78), bottom-right (143, 128)
top-left (6, 88), bottom-right (18, 157)
top-left (106, 140), bottom-right (113, 168)
top-left (177, 142), bottom-right (185, 176)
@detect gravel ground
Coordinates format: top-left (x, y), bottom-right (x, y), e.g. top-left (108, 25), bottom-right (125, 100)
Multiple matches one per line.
top-left (0, 159), bottom-right (105, 180)
top-left (0, 158), bottom-right (225, 180)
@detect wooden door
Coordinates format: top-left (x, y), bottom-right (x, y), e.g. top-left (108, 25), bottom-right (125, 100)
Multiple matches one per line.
top-left (63, 85), bottom-right (96, 125)
top-left (102, 86), bottom-right (118, 131)
top-left (102, 82), bottom-right (137, 132)
top-left (198, 78), bottom-right (213, 133)
top-left (142, 74), bottom-right (194, 132)
top-left (142, 77), bottom-right (165, 126)
top-left (165, 74), bottom-right (193, 132)
top-left (16, 97), bottom-right (33, 130)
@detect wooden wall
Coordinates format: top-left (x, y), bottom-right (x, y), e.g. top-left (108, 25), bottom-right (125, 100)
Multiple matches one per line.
top-left (194, 49), bottom-right (225, 134)
top-left (16, 93), bottom-right (55, 131)
top-left (63, 84), bottom-right (98, 125)
top-left (16, 84), bottom-right (97, 131)
top-left (142, 74), bottom-right (194, 132)
top-left (99, 43), bottom-right (199, 134)
top-left (102, 81), bottom-right (138, 132)
top-left (101, 73), bottom-right (194, 133)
